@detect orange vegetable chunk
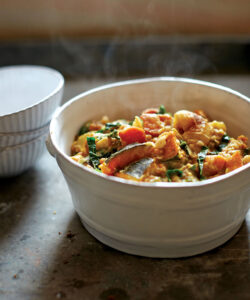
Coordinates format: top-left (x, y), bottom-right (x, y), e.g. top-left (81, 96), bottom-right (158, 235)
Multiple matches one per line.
top-left (119, 126), bottom-right (146, 144)
top-left (101, 143), bottom-right (153, 175)
top-left (203, 155), bottom-right (227, 177)
top-left (140, 113), bottom-right (163, 137)
top-left (163, 132), bottom-right (179, 160)
top-left (226, 151), bottom-right (243, 173)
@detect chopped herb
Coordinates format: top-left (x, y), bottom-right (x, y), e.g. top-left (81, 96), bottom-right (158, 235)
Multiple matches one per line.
top-left (158, 105), bottom-right (166, 114)
top-left (78, 124), bottom-right (89, 136)
top-left (86, 137), bottom-right (100, 169)
top-left (166, 169), bottom-right (183, 182)
top-left (217, 134), bottom-right (230, 151)
top-left (180, 140), bottom-right (190, 155)
top-left (105, 122), bottom-right (121, 130)
top-left (197, 146), bottom-right (208, 179)
top-left (98, 122), bottom-right (121, 133)
top-left (244, 148), bottom-right (250, 156)
top-left (106, 129), bottom-right (120, 140)
top-left (128, 120), bottom-right (133, 125)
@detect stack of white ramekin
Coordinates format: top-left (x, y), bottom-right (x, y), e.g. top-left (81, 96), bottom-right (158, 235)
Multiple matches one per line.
top-left (0, 65), bottom-right (64, 177)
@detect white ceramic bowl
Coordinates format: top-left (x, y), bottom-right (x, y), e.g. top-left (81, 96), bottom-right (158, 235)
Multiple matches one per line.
top-left (0, 132), bottom-right (48, 177)
top-left (0, 65), bottom-right (64, 132)
top-left (47, 77), bottom-right (250, 258)
top-left (0, 122), bottom-right (50, 147)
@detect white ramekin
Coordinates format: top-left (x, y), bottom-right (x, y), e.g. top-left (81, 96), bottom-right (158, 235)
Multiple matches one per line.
top-left (0, 65), bottom-right (64, 132)
top-left (47, 77), bottom-right (250, 258)
top-left (0, 122), bottom-right (50, 147)
top-left (0, 132), bottom-right (48, 177)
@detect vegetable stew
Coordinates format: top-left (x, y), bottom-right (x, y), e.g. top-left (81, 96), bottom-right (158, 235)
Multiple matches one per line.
top-left (71, 106), bottom-right (250, 182)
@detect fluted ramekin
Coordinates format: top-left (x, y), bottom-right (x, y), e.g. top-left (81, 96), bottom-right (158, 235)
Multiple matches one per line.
top-left (47, 77), bottom-right (250, 258)
top-left (0, 132), bottom-right (47, 177)
top-left (0, 65), bottom-right (64, 132)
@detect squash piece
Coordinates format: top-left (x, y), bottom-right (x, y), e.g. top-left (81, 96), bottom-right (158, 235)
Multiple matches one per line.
top-left (100, 142), bottom-right (154, 175)
top-left (203, 155), bottom-right (227, 177)
top-left (119, 126), bottom-right (146, 145)
top-left (155, 131), bottom-right (179, 160)
top-left (226, 151), bottom-right (243, 173)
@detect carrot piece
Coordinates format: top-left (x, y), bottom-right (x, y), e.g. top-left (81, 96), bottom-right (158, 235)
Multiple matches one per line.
top-left (226, 151), bottom-right (243, 173)
top-left (203, 155), bottom-right (227, 177)
top-left (119, 126), bottom-right (146, 144)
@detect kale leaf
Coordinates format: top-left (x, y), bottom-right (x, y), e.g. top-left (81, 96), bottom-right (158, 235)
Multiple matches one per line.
top-left (87, 137), bottom-right (100, 169)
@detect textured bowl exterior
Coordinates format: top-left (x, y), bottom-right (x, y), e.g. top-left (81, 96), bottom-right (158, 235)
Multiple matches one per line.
top-left (0, 132), bottom-right (47, 177)
top-left (0, 122), bottom-right (49, 147)
top-left (0, 66), bottom-right (64, 132)
top-left (47, 77), bottom-right (250, 257)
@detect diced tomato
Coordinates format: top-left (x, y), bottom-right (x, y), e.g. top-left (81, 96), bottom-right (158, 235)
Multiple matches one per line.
top-left (140, 113), bottom-right (163, 137)
top-left (226, 151), bottom-right (243, 173)
top-left (119, 127), bottom-right (146, 145)
top-left (142, 108), bottom-right (159, 114)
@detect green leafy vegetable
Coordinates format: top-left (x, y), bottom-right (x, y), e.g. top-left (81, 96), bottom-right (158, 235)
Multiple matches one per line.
top-left (166, 169), bottom-right (183, 182)
top-left (97, 122), bottom-right (121, 133)
top-left (217, 134), bottom-right (230, 151)
top-left (244, 148), bottom-right (250, 156)
top-left (158, 105), bottom-right (166, 114)
top-left (197, 146), bottom-right (208, 179)
top-left (78, 124), bottom-right (89, 136)
top-left (87, 137), bottom-right (100, 169)
top-left (180, 140), bottom-right (190, 155)
top-left (106, 129), bottom-right (120, 140)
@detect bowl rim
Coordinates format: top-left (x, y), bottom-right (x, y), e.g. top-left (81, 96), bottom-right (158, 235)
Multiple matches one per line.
top-left (50, 76), bottom-right (250, 189)
top-left (0, 65), bottom-right (64, 118)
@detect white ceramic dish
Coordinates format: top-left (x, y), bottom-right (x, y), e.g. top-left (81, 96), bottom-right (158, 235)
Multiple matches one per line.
top-left (0, 132), bottom-right (48, 177)
top-left (0, 122), bottom-right (50, 147)
top-left (0, 65), bottom-right (64, 132)
top-left (47, 77), bottom-right (250, 258)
